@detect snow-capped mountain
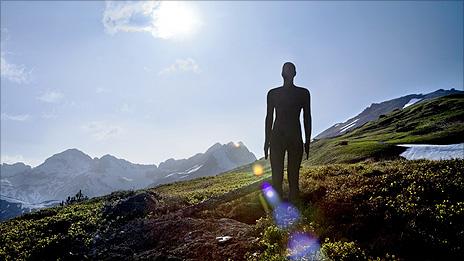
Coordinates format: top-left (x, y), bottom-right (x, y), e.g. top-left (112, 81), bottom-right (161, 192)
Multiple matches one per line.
top-left (1, 149), bottom-right (159, 204)
top-left (315, 88), bottom-right (463, 139)
top-left (156, 142), bottom-right (257, 185)
top-left (0, 142), bottom-right (256, 219)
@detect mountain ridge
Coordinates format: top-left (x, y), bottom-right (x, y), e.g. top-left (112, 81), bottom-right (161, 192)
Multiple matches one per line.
top-left (315, 88), bottom-right (463, 139)
top-left (306, 93), bottom-right (464, 165)
top-left (0, 141), bottom-right (256, 220)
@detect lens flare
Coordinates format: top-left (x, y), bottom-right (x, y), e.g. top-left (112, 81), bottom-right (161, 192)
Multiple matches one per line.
top-left (252, 163), bottom-right (264, 177)
top-left (258, 193), bottom-right (270, 213)
top-left (260, 182), bottom-right (320, 259)
top-left (273, 202), bottom-right (300, 229)
top-left (261, 181), bottom-right (273, 191)
top-left (287, 232), bottom-right (320, 260)
top-left (266, 190), bottom-right (274, 198)
top-left (261, 181), bottom-right (281, 208)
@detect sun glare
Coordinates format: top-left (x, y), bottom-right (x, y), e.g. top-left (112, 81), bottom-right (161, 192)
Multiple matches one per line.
top-left (152, 2), bottom-right (201, 39)
top-left (253, 163), bottom-right (264, 177)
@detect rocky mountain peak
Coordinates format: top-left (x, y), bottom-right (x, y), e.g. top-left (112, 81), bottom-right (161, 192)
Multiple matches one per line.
top-left (35, 148), bottom-right (93, 173)
top-left (45, 148), bottom-right (92, 163)
top-left (206, 142), bottom-right (223, 154)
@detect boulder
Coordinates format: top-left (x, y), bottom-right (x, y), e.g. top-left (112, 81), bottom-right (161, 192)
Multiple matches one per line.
top-left (103, 191), bottom-right (159, 221)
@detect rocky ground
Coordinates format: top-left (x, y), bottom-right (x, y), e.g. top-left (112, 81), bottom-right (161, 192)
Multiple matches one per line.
top-left (89, 190), bottom-right (262, 260)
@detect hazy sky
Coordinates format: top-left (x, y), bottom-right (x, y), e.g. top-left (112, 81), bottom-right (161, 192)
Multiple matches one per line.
top-left (1, 1), bottom-right (462, 166)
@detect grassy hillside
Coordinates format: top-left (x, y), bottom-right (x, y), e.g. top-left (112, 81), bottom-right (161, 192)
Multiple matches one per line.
top-left (253, 159), bottom-right (464, 260)
top-left (155, 159), bottom-right (270, 204)
top-left (0, 165), bottom-right (269, 260)
top-left (305, 94), bottom-right (464, 165)
top-left (1, 159), bottom-right (463, 260)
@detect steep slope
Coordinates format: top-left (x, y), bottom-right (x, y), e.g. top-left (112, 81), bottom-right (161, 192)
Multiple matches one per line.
top-left (315, 88), bottom-right (463, 139)
top-left (306, 94), bottom-right (464, 165)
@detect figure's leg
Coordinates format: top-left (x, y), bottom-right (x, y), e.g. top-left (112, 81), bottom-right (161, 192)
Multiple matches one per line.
top-left (270, 138), bottom-right (285, 198)
top-left (287, 140), bottom-right (303, 203)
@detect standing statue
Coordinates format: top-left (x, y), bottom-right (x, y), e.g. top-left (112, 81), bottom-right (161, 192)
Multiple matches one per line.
top-left (264, 62), bottom-right (312, 202)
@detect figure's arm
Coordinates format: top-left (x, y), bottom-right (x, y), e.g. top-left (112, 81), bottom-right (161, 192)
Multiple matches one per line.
top-left (264, 91), bottom-right (274, 159)
top-left (303, 90), bottom-right (312, 158)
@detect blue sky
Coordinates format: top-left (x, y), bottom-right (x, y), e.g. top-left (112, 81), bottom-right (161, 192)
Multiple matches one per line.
top-left (1, 1), bottom-right (462, 166)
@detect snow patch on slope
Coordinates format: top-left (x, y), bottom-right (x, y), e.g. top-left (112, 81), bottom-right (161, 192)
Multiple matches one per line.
top-left (187, 164), bottom-right (203, 173)
top-left (339, 118), bottom-right (359, 133)
top-left (164, 164), bottom-right (203, 178)
top-left (398, 143), bottom-right (464, 160)
top-left (403, 98), bottom-right (422, 109)
top-left (121, 177), bottom-right (133, 182)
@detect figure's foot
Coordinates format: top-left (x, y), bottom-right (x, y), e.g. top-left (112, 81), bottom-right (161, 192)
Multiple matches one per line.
top-left (289, 194), bottom-right (302, 206)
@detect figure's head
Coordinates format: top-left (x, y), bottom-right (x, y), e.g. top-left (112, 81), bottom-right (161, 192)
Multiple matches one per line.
top-left (281, 62), bottom-right (296, 80)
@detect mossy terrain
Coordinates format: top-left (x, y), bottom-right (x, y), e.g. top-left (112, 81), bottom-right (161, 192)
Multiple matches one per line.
top-left (305, 94), bottom-right (464, 165)
top-left (0, 200), bottom-right (104, 260)
top-left (155, 159), bottom-right (270, 204)
top-left (1, 159), bottom-right (463, 260)
top-left (250, 159), bottom-right (464, 260)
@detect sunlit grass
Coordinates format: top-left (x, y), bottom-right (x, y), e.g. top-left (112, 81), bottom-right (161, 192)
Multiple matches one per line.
top-left (1, 160), bottom-right (462, 260)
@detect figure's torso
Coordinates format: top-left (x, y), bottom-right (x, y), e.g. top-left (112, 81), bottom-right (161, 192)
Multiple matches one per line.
top-left (269, 86), bottom-right (308, 140)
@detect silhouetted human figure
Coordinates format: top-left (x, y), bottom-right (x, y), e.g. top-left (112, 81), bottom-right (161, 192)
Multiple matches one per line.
top-left (264, 62), bottom-right (311, 202)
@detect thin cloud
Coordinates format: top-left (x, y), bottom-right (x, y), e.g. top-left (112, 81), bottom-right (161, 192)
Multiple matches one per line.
top-left (102, 1), bottom-right (201, 39)
top-left (159, 58), bottom-right (201, 75)
top-left (37, 90), bottom-right (64, 103)
top-left (0, 54), bottom-right (32, 84)
top-left (0, 28), bottom-right (32, 84)
top-left (102, 1), bottom-right (160, 35)
top-left (1, 113), bottom-right (30, 121)
top-left (82, 121), bottom-right (122, 141)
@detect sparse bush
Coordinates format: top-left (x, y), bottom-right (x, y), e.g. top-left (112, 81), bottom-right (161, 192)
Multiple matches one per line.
top-left (247, 218), bottom-right (287, 261)
top-left (0, 201), bottom-right (103, 260)
top-left (321, 239), bottom-right (367, 261)
top-left (60, 189), bottom-right (89, 206)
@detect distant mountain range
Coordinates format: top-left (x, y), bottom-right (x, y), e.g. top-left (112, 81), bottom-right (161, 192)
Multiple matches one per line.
top-left (0, 142), bottom-right (256, 220)
top-left (315, 88), bottom-right (463, 139)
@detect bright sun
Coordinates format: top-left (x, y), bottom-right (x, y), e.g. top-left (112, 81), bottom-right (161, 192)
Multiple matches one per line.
top-left (152, 2), bottom-right (201, 40)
